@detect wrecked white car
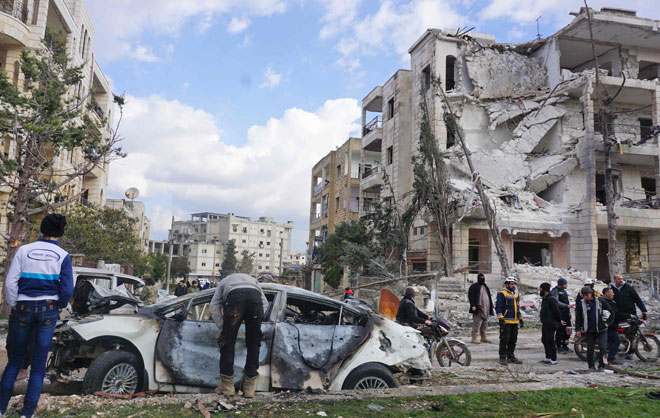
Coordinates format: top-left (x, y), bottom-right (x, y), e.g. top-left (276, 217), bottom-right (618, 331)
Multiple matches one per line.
top-left (49, 284), bottom-right (430, 395)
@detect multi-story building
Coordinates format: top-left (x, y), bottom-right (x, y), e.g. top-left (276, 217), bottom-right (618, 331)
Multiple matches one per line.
top-left (349, 7), bottom-right (660, 280)
top-left (286, 251), bottom-right (307, 267)
top-left (169, 212), bottom-right (294, 276)
top-left (309, 137), bottom-right (362, 256)
top-left (0, 0), bottom-right (113, 241)
top-left (105, 199), bottom-right (151, 251)
top-left (186, 241), bottom-right (223, 281)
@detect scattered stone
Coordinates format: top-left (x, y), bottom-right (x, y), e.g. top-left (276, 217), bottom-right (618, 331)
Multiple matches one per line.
top-left (218, 400), bottom-right (235, 411)
top-left (316, 411), bottom-right (328, 416)
top-left (367, 403), bottom-right (384, 411)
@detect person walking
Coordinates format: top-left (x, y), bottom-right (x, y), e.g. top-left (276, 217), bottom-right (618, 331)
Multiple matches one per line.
top-left (540, 282), bottom-right (563, 365)
top-left (468, 273), bottom-right (494, 344)
top-left (210, 273), bottom-right (268, 398)
top-left (575, 286), bottom-right (614, 371)
top-left (602, 287), bottom-right (629, 365)
top-left (496, 277), bottom-right (524, 365)
top-left (550, 278), bottom-right (574, 353)
top-left (0, 214), bottom-right (74, 418)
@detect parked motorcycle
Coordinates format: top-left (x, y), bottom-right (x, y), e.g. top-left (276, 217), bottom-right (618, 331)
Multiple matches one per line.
top-left (574, 317), bottom-right (660, 362)
top-left (419, 316), bottom-right (471, 367)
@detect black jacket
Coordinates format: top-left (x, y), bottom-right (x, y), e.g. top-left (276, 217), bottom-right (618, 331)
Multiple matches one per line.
top-left (468, 282), bottom-right (494, 316)
top-left (540, 294), bottom-right (562, 327)
top-left (575, 296), bottom-right (614, 333)
top-left (612, 283), bottom-right (647, 316)
top-left (601, 297), bottom-right (631, 324)
top-left (550, 286), bottom-right (570, 311)
top-left (174, 285), bottom-right (187, 297)
top-left (396, 297), bottom-right (428, 327)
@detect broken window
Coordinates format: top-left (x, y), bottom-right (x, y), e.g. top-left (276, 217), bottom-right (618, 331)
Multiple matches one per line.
top-left (412, 262), bottom-right (427, 272)
top-left (446, 126), bottom-right (455, 148)
top-left (422, 65), bottom-right (431, 91)
top-left (513, 242), bottom-right (552, 266)
top-left (445, 55), bottom-right (456, 91)
top-left (284, 296), bottom-right (366, 326)
top-left (640, 118), bottom-right (653, 142)
top-left (595, 172), bottom-right (621, 205)
top-left (388, 98), bottom-right (394, 119)
top-left (387, 146), bottom-right (393, 165)
top-left (642, 177), bottom-right (656, 200)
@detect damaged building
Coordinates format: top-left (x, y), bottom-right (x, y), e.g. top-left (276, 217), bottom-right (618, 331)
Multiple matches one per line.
top-left (310, 7), bottom-right (660, 283)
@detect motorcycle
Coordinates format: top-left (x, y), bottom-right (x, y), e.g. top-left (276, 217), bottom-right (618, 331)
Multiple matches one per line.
top-left (574, 317), bottom-right (660, 362)
top-left (419, 316), bottom-right (471, 367)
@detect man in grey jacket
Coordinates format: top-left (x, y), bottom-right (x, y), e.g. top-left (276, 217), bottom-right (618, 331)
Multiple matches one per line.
top-left (210, 273), bottom-right (268, 398)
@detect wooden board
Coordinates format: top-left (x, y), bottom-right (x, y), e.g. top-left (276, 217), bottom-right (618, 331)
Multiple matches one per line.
top-left (379, 289), bottom-right (400, 320)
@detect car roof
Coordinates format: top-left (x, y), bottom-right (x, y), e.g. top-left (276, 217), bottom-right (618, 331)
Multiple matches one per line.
top-left (73, 267), bottom-right (145, 285)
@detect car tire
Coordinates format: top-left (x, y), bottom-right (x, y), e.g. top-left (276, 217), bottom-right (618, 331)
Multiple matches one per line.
top-left (83, 350), bottom-right (144, 395)
top-left (341, 362), bottom-right (398, 390)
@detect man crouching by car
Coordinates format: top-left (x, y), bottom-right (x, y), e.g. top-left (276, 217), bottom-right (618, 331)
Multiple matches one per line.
top-left (210, 273), bottom-right (268, 398)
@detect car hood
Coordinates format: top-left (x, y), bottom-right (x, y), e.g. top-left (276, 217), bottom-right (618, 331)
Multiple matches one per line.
top-left (71, 281), bottom-right (143, 316)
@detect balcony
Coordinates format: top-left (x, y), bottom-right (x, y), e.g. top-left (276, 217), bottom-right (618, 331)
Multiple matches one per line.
top-left (596, 204), bottom-right (660, 230)
top-left (360, 166), bottom-right (382, 191)
top-left (313, 182), bottom-right (325, 197)
top-left (0, 0), bottom-right (30, 46)
top-left (362, 116), bottom-right (382, 152)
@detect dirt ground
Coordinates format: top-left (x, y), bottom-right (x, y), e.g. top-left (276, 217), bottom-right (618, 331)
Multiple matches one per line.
top-left (0, 325), bottom-right (659, 414)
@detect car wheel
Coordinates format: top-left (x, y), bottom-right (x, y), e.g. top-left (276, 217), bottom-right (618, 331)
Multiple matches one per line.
top-left (341, 362), bottom-right (398, 390)
top-left (83, 350), bottom-right (144, 395)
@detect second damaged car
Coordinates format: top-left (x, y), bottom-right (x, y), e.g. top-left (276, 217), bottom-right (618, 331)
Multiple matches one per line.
top-left (49, 283), bottom-right (430, 395)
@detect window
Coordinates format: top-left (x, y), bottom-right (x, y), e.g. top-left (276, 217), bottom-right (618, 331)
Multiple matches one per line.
top-left (215, 263), bottom-right (220, 267)
top-left (335, 196), bottom-right (340, 212)
top-left (232, 225), bottom-right (238, 232)
top-left (201, 249), bottom-right (207, 254)
top-left (259, 241), bottom-right (264, 246)
top-left (266, 266), bottom-right (269, 269)
top-left (259, 253), bottom-right (263, 257)
top-left (258, 265), bottom-right (262, 269)
top-left (336, 164), bottom-right (341, 178)
top-left (514, 242), bottom-right (552, 266)
top-left (216, 250), bottom-right (221, 254)
top-left (260, 229), bottom-right (264, 234)
top-left (422, 65), bottom-right (431, 91)
top-left (242, 239), bottom-right (246, 243)
top-left (388, 98), bottom-right (394, 119)
top-left (642, 177), bottom-right (656, 200)
top-left (640, 118), bottom-right (653, 141)
top-left (266, 241), bottom-right (270, 246)
top-left (445, 56), bottom-right (456, 90)
top-left (267, 230), bottom-right (271, 237)
top-left (595, 172), bottom-right (621, 204)
top-left (446, 127), bottom-right (455, 148)
top-left (387, 146), bottom-right (393, 165)
top-left (201, 262), bottom-right (206, 267)
top-left (242, 227), bottom-right (248, 233)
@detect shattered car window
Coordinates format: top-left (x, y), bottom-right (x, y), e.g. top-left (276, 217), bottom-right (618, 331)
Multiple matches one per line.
top-left (284, 296), bottom-right (365, 326)
top-left (76, 275), bottom-right (111, 290)
top-left (186, 297), bottom-right (213, 322)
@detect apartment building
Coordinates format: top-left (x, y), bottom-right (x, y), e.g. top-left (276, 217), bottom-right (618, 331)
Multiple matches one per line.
top-left (186, 241), bottom-right (224, 281)
top-left (350, 7), bottom-right (660, 280)
top-left (0, 0), bottom-right (113, 239)
top-left (309, 137), bottom-right (362, 257)
top-left (169, 212), bottom-right (294, 276)
top-left (105, 199), bottom-right (151, 251)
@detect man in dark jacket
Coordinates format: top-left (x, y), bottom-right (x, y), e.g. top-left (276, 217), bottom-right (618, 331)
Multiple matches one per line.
top-left (496, 277), bottom-right (523, 365)
top-left (550, 278), bottom-right (574, 353)
top-left (174, 281), bottom-right (187, 297)
top-left (575, 287), bottom-right (614, 370)
top-left (612, 274), bottom-right (648, 320)
top-left (468, 273), bottom-right (494, 344)
top-left (396, 287), bottom-right (431, 328)
top-left (602, 287), bottom-right (629, 364)
top-left (540, 282), bottom-right (563, 365)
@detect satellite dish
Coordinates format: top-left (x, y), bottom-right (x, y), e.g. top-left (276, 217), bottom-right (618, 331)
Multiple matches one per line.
top-left (125, 187), bottom-right (139, 200)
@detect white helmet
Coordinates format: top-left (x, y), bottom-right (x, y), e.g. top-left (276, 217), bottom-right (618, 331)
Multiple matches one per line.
top-left (584, 278), bottom-right (595, 286)
top-left (504, 276), bottom-right (518, 284)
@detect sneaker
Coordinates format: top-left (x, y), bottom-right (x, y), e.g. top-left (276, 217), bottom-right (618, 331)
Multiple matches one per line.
top-left (508, 357), bottom-right (523, 365)
top-left (548, 360), bottom-right (558, 365)
top-left (541, 358), bottom-right (551, 364)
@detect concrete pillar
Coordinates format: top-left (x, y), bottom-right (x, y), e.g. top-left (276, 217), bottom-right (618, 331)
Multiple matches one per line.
top-left (451, 223), bottom-right (469, 275)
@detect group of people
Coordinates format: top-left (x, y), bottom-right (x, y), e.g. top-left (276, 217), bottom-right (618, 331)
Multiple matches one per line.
top-left (468, 272), bottom-right (649, 369)
top-left (174, 279), bottom-right (212, 296)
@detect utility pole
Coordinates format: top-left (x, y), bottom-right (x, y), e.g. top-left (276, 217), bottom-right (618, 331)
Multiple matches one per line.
top-left (166, 215), bottom-right (174, 294)
top-left (279, 230), bottom-right (284, 277)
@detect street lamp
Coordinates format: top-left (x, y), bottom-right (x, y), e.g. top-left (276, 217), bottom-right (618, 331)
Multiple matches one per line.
top-left (278, 230), bottom-right (284, 276)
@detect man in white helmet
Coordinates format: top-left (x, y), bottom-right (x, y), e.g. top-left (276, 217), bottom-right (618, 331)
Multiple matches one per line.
top-left (576, 278), bottom-right (601, 305)
top-left (495, 277), bottom-right (524, 365)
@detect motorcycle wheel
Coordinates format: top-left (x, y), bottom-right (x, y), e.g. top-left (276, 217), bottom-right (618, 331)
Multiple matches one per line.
top-left (635, 333), bottom-right (660, 362)
top-left (618, 335), bottom-right (631, 355)
top-left (436, 340), bottom-right (471, 367)
top-left (574, 337), bottom-right (588, 361)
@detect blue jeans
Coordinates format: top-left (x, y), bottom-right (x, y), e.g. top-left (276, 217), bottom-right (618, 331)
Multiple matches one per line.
top-left (0, 300), bottom-right (58, 417)
top-left (608, 328), bottom-right (620, 362)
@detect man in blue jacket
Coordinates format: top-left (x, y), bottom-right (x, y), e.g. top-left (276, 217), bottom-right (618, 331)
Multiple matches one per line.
top-left (0, 214), bottom-right (73, 418)
top-left (496, 277), bottom-right (524, 366)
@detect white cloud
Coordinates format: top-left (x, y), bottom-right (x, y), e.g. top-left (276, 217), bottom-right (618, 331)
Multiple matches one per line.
top-left (324, 0), bottom-right (465, 72)
top-left (108, 96), bottom-right (360, 244)
top-left (259, 65), bottom-right (283, 88)
top-left (239, 34), bottom-right (252, 47)
top-left (86, 0), bottom-right (290, 62)
top-left (227, 16), bottom-right (252, 33)
top-left (131, 45), bottom-right (160, 62)
top-left (319, 0), bottom-right (362, 40)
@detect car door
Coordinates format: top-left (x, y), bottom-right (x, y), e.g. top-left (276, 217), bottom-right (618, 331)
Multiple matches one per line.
top-left (270, 293), bottom-right (370, 390)
top-left (154, 291), bottom-right (278, 388)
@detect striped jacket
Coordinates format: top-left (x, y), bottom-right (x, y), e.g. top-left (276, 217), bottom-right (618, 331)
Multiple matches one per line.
top-left (5, 238), bottom-right (74, 309)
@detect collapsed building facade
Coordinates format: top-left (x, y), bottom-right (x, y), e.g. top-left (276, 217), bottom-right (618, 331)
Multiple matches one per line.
top-left (339, 7), bottom-right (660, 282)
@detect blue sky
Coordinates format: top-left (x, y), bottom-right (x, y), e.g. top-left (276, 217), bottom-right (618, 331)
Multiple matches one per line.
top-left (86, 0), bottom-right (660, 251)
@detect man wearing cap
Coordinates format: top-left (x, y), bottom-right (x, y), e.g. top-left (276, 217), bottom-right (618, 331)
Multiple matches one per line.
top-left (496, 277), bottom-right (523, 365)
top-left (468, 273), bottom-right (494, 344)
top-left (575, 286), bottom-right (614, 370)
top-left (540, 282), bottom-right (564, 365)
top-left (0, 214), bottom-right (73, 418)
top-left (550, 278), bottom-right (574, 353)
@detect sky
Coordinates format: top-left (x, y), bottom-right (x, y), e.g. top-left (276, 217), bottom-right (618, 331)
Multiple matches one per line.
top-left (87, 0), bottom-right (660, 251)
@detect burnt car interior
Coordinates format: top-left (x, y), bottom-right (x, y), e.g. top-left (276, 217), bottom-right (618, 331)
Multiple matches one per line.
top-left (155, 292), bottom-right (277, 322)
top-left (284, 296), bottom-right (367, 326)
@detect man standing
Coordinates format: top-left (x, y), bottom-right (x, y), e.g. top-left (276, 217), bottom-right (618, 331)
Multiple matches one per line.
top-left (496, 277), bottom-right (524, 365)
top-left (0, 214), bottom-right (74, 418)
top-left (187, 280), bottom-right (200, 294)
top-left (576, 278), bottom-right (600, 305)
top-left (602, 287), bottom-right (628, 365)
top-left (174, 280), bottom-right (187, 297)
top-left (575, 287), bottom-right (614, 370)
top-left (540, 282), bottom-right (563, 365)
top-left (612, 274), bottom-right (647, 320)
top-left (468, 273), bottom-right (494, 344)
top-left (210, 273), bottom-right (268, 398)
top-left (550, 278), bottom-right (574, 353)
top-left (396, 287), bottom-right (432, 328)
